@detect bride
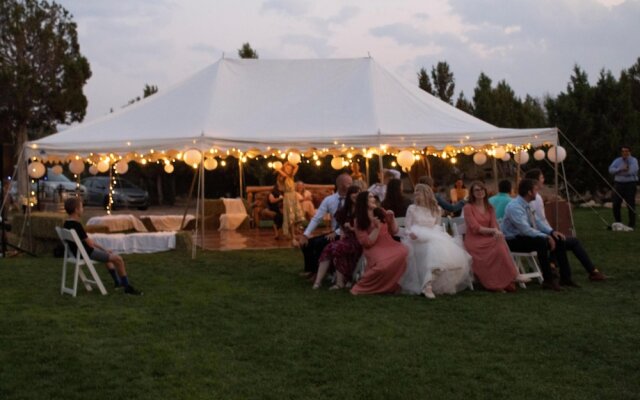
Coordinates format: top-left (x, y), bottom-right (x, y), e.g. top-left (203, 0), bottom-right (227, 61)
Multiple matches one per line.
top-left (401, 184), bottom-right (473, 299)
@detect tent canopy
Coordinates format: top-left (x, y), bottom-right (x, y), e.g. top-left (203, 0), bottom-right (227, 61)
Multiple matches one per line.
top-left (26, 57), bottom-right (556, 160)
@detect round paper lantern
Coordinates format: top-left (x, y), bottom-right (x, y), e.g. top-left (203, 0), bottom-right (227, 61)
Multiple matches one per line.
top-left (89, 165), bottom-right (99, 175)
top-left (51, 165), bottom-right (63, 175)
top-left (547, 146), bottom-right (567, 163)
top-left (463, 147), bottom-right (475, 156)
top-left (273, 161), bottom-right (283, 170)
top-left (115, 160), bottom-right (129, 175)
top-left (204, 158), bottom-right (218, 171)
top-left (501, 153), bottom-right (511, 162)
top-left (533, 149), bottom-right (546, 161)
top-left (28, 161), bottom-right (46, 179)
top-left (494, 146), bottom-right (506, 159)
top-left (69, 159), bottom-right (85, 175)
top-left (515, 150), bottom-right (530, 165)
top-left (287, 152), bottom-right (301, 165)
top-left (330, 157), bottom-right (345, 170)
top-left (97, 159), bottom-right (110, 173)
top-left (396, 150), bottom-right (415, 170)
top-left (473, 152), bottom-right (487, 165)
top-left (183, 149), bottom-right (202, 166)
top-left (164, 164), bottom-right (174, 174)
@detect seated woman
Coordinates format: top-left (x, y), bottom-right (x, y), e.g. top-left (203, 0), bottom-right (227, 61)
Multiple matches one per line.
top-left (400, 184), bottom-right (472, 299)
top-left (295, 181), bottom-right (316, 221)
top-left (312, 185), bottom-right (362, 289)
top-left (351, 191), bottom-right (407, 295)
top-left (381, 178), bottom-right (412, 218)
top-left (267, 184), bottom-right (284, 239)
top-left (450, 179), bottom-right (469, 203)
top-left (463, 181), bottom-right (520, 292)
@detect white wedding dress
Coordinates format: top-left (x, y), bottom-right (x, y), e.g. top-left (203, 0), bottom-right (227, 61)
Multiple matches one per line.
top-left (400, 204), bottom-right (473, 295)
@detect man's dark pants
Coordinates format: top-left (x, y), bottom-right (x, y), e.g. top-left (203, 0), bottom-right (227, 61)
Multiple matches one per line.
top-left (613, 181), bottom-right (637, 228)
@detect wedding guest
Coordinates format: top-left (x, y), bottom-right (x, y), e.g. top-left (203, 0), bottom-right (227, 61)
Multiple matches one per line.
top-left (400, 184), bottom-right (472, 299)
top-left (63, 197), bottom-right (142, 295)
top-left (351, 191), bottom-right (407, 295)
top-left (369, 169), bottom-right (399, 203)
top-left (267, 184), bottom-right (284, 239)
top-left (463, 181), bottom-right (521, 292)
top-left (312, 185), bottom-right (362, 289)
top-left (299, 173), bottom-right (353, 277)
top-left (381, 178), bottom-right (412, 218)
top-left (295, 181), bottom-right (315, 221)
top-left (350, 162), bottom-right (368, 191)
top-left (608, 145), bottom-right (638, 229)
top-left (449, 179), bottom-right (469, 203)
top-left (276, 162), bottom-right (306, 246)
top-left (418, 176), bottom-right (465, 214)
top-left (488, 179), bottom-right (513, 220)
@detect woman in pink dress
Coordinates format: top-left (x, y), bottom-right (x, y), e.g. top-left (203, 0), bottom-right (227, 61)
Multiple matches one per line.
top-left (463, 181), bottom-right (520, 292)
top-left (351, 191), bottom-right (407, 295)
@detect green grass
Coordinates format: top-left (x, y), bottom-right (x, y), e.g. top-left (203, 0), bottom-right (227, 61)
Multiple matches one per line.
top-left (1, 209), bottom-right (639, 399)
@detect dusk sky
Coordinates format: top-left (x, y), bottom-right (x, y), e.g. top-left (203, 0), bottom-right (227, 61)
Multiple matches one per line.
top-left (58, 0), bottom-right (639, 122)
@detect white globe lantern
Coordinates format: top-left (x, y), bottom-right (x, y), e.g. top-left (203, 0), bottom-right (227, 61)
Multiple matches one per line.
top-left (533, 149), bottom-right (546, 161)
top-left (51, 165), bottom-right (63, 175)
top-left (28, 161), bottom-right (46, 179)
top-left (273, 161), bottom-right (283, 170)
top-left (547, 146), bottom-right (567, 163)
top-left (97, 159), bottom-right (110, 173)
top-left (164, 164), bottom-right (174, 174)
top-left (115, 160), bottom-right (129, 174)
top-left (494, 146), bottom-right (506, 159)
top-left (396, 150), bottom-right (415, 171)
top-left (330, 157), bottom-right (345, 170)
top-left (89, 165), bottom-right (99, 175)
top-left (473, 152), bottom-right (487, 165)
top-left (183, 149), bottom-right (202, 166)
top-left (515, 150), bottom-right (530, 165)
top-left (501, 153), bottom-right (511, 162)
top-left (204, 158), bottom-right (218, 171)
top-left (69, 159), bottom-right (85, 175)
top-left (287, 152), bottom-right (301, 165)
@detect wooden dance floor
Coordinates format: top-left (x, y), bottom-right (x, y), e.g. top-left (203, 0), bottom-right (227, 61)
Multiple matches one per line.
top-left (196, 228), bottom-right (314, 251)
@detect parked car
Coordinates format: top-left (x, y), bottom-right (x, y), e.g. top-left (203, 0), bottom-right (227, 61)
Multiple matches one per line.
top-left (82, 176), bottom-right (149, 210)
top-left (9, 168), bottom-right (87, 205)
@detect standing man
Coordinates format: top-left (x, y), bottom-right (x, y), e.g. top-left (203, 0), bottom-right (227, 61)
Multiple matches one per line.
top-left (298, 173), bottom-right (353, 277)
top-left (609, 145), bottom-right (638, 229)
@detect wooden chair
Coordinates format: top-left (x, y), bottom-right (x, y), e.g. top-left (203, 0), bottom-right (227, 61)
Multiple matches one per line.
top-left (55, 227), bottom-right (107, 297)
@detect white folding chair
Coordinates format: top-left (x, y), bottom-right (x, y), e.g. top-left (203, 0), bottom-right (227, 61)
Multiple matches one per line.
top-left (510, 251), bottom-right (544, 288)
top-left (443, 217), bottom-right (474, 291)
top-left (55, 227), bottom-right (107, 297)
top-left (352, 255), bottom-right (367, 283)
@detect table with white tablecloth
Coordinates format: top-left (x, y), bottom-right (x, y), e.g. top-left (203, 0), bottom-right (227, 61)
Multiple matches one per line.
top-left (88, 232), bottom-right (176, 254)
top-left (87, 214), bottom-right (147, 233)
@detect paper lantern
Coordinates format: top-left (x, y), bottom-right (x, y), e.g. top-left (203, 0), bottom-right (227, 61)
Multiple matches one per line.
top-left (28, 161), bottom-right (46, 179)
top-left (69, 159), bottom-right (85, 175)
top-left (287, 152), bottom-right (301, 165)
top-left (501, 153), bottom-right (511, 162)
top-left (494, 146), bottom-right (506, 159)
top-left (473, 152), bottom-right (487, 165)
top-left (204, 158), bottom-right (218, 171)
top-left (533, 149), bottom-right (546, 161)
top-left (89, 165), bottom-right (99, 175)
top-left (330, 157), bottom-right (345, 170)
top-left (273, 161), bottom-right (283, 170)
top-left (164, 164), bottom-right (174, 174)
top-left (97, 159), bottom-right (110, 173)
top-left (515, 150), bottom-right (529, 165)
top-left (396, 150), bottom-right (415, 171)
top-left (547, 146), bottom-right (567, 163)
top-left (51, 165), bottom-right (63, 175)
top-left (115, 160), bottom-right (129, 174)
top-left (183, 149), bottom-right (202, 166)
top-left (463, 147), bottom-right (475, 156)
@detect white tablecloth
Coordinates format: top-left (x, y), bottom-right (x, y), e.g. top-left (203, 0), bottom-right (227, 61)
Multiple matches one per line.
top-left (89, 232), bottom-right (176, 254)
top-left (219, 198), bottom-right (248, 231)
top-left (140, 214), bottom-right (195, 231)
top-left (87, 214), bottom-right (147, 233)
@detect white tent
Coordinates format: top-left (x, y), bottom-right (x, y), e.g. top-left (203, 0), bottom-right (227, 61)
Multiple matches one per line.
top-left (25, 57), bottom-right (556, 159)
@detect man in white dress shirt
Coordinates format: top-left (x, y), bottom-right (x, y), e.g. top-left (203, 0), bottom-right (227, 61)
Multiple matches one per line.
top-left (368, 169), bottom-right (400, 203)
top-left (298, 173), bottom-right (353, 276)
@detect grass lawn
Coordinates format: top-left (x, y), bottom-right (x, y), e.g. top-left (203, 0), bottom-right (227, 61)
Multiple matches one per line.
top-left (0, 209), bottom-right (639, 399)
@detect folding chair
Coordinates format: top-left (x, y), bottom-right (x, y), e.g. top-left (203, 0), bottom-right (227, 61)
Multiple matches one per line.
top-left (352, 255), bottom-right (367, 283)
top-left (444, 217), bottom-right (474, 291)
top-left (55, 227), bottom-right (107, 297)
top-left (510, 251), bottom-right (544, 288)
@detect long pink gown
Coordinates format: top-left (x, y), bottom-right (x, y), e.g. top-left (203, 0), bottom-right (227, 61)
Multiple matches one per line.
top-left (463, 204), bottom-right (517, 290)
top-left (351, 215), bottom-right (407, 295)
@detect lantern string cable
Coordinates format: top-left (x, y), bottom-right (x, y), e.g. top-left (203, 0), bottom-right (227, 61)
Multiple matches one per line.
top-left (542, 157), bottom-right (612, 229)
top-left (557, 128), bottom-right (634, 216)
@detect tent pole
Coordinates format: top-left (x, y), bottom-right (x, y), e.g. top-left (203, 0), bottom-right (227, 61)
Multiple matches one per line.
top-left (365, 157), bottom-right (370, 186)
top-left (561, 161), bottom-right (576, 237)
top-left (180, 169), bottom-right (198, 230)
top-left (200, 157), bottom-right (205, 253)
top-left (238, 157), bottom-right (244, 199)
top-left (492, 157), bottom-right (499, 193)
top-left (553, 141), bottom-right (560, 230)
top-left (192, 164), bottom-right (202, 259)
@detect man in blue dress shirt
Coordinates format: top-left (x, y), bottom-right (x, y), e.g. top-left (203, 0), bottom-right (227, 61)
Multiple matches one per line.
top-left (608, 145), bottom-right (638, 229)
top-left (502, 179), bottom-right (578, 291)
